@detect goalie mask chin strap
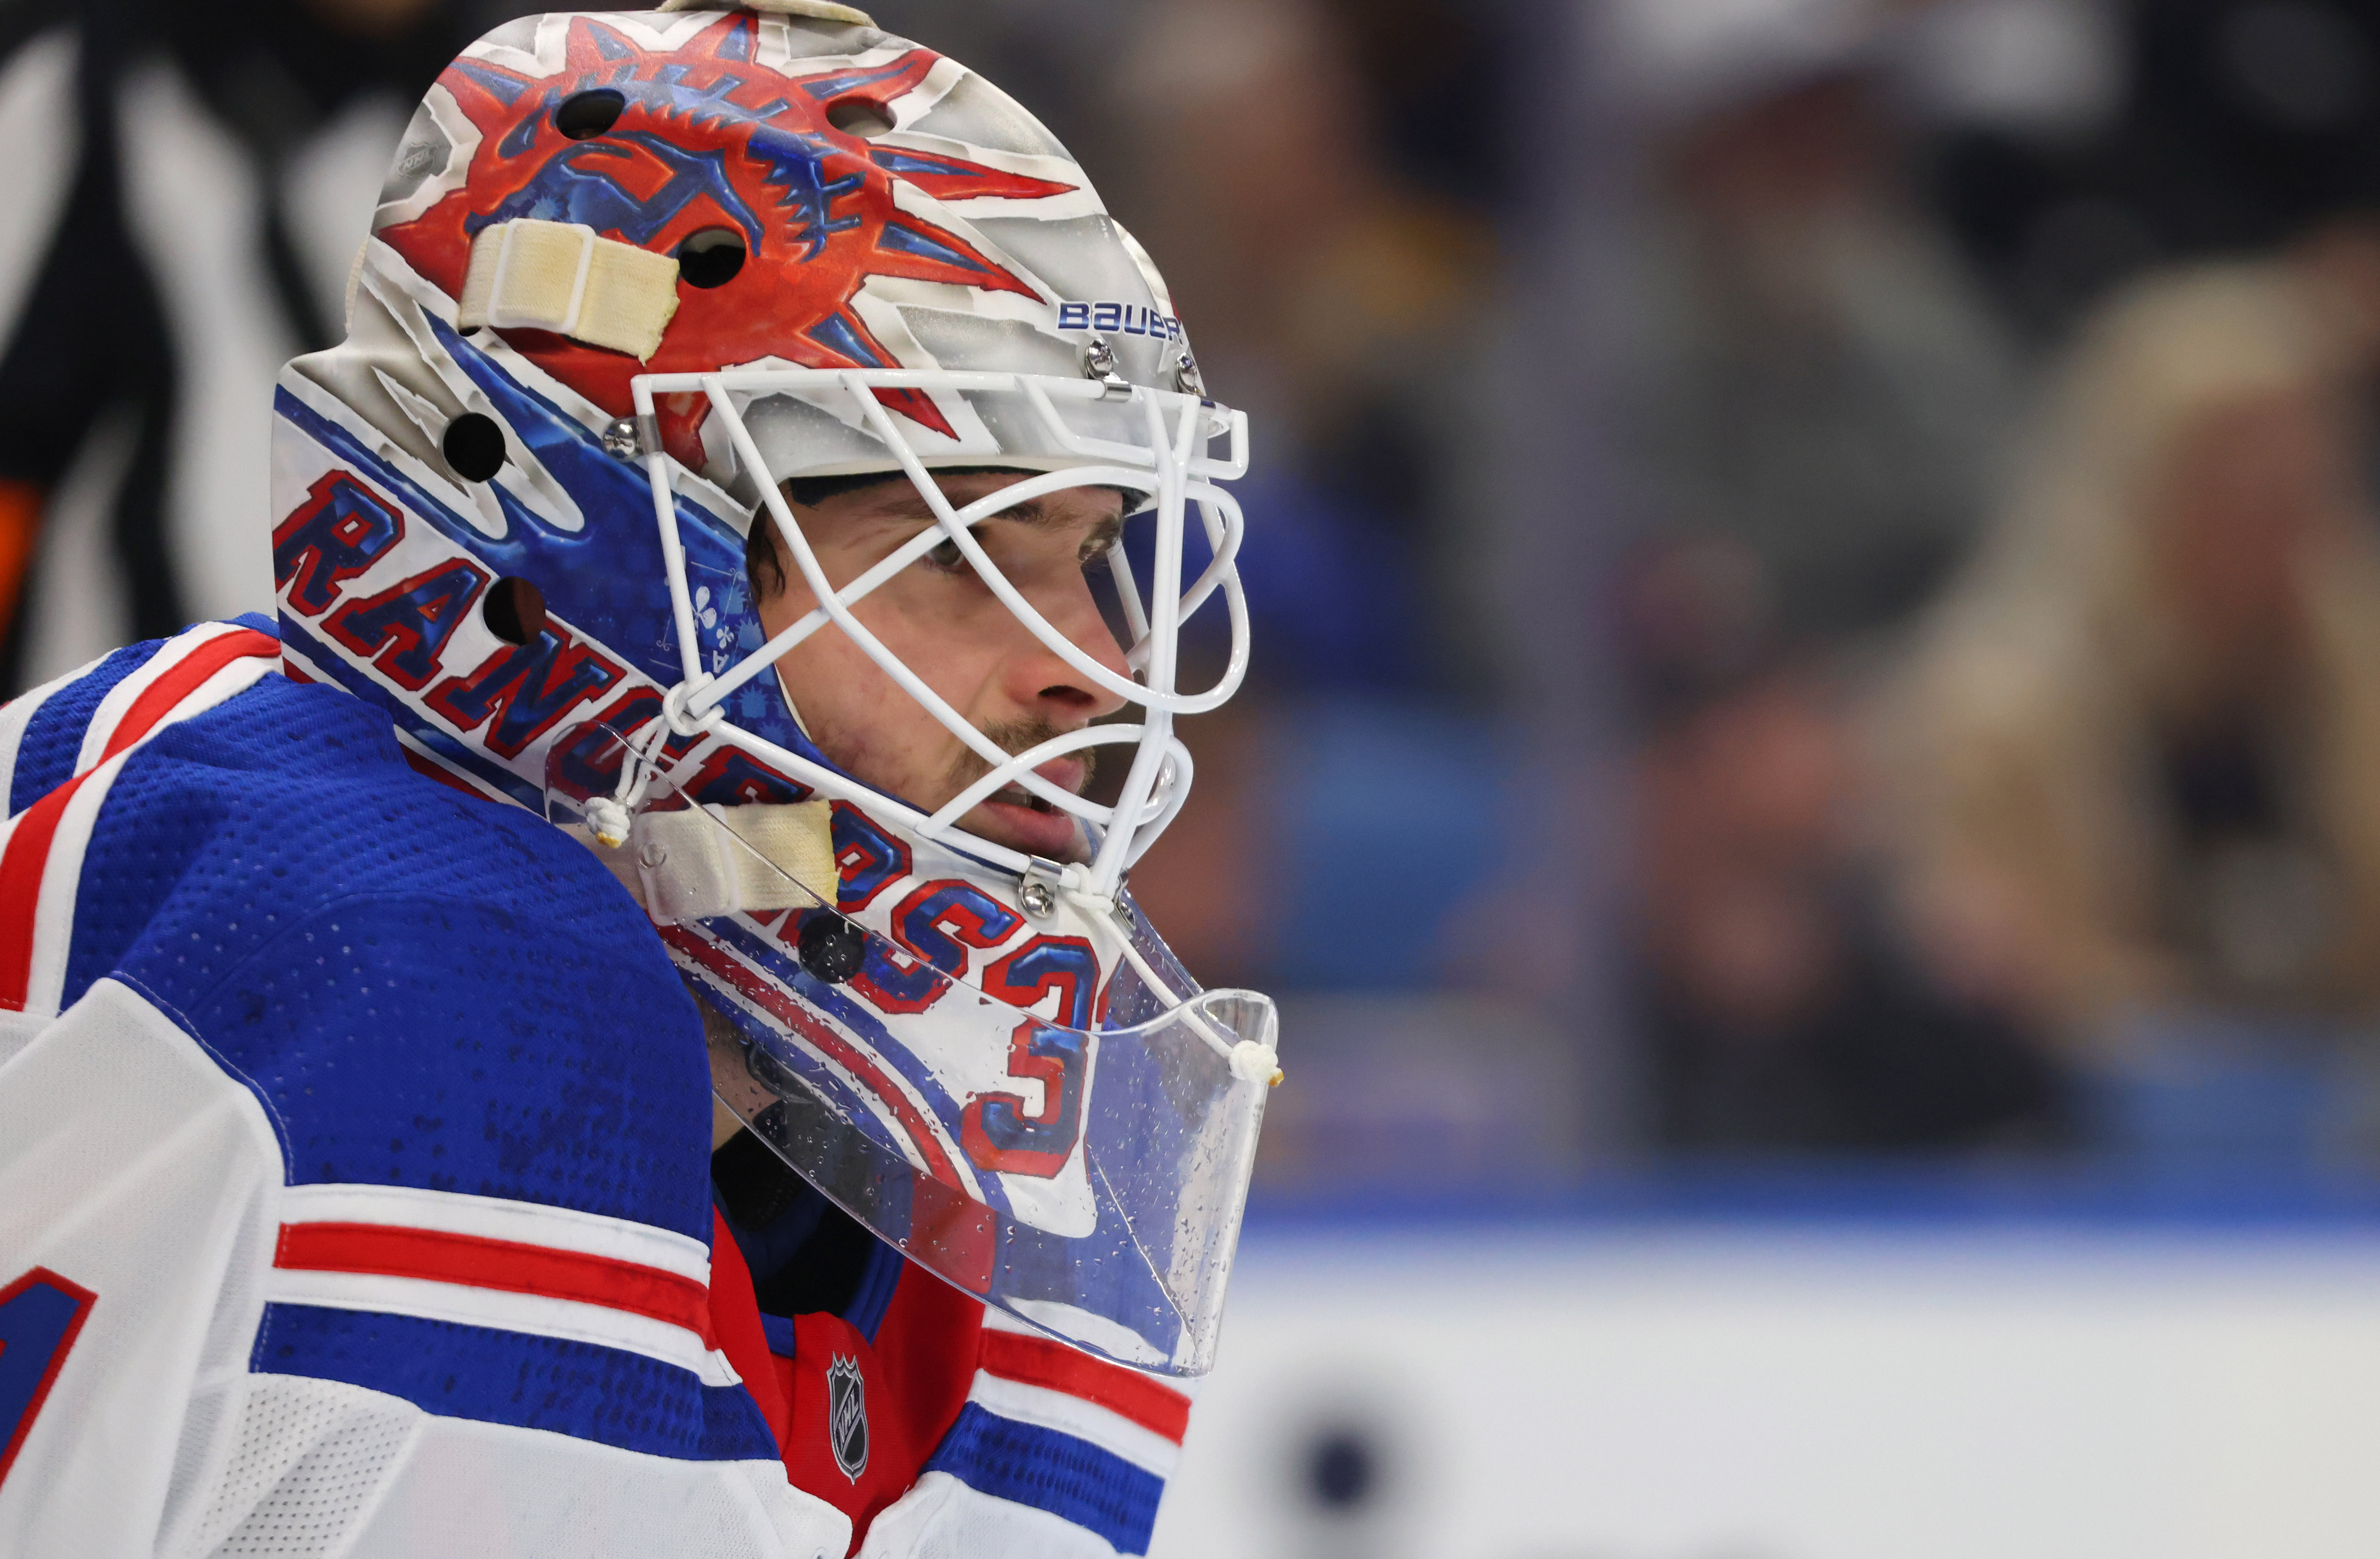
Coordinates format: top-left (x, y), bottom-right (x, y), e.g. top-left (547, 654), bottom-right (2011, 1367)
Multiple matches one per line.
top-left (571, 800), bottom-right (837, 923)
top-left (458, 219), bottom-right (681, 361)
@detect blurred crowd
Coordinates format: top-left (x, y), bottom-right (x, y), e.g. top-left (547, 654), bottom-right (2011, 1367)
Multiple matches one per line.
top-left (13, 0), bottom-right (2380, 1183)
top-left (1609, 0), bottom-right (2380, 1167)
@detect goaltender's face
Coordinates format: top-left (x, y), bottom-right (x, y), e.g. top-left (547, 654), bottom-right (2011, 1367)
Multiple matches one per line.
top-left (751, 471), bottom-right (1131, 862)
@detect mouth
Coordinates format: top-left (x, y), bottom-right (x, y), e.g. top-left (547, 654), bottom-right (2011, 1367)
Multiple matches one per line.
top-left (966, 758), bottom-right (1089, 860)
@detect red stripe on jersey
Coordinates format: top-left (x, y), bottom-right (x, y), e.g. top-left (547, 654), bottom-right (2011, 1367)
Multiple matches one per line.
top-left (96, 628), bottom-right (278, 766)
top-left (0, 629), bottom-right (279, 1010)
top-left (978, 1327), bottom-right (1191, 1444)
top-left (0, 777), bottom-right (87, 1009)
top-left (274, 1222), bottom-right (716, 1345)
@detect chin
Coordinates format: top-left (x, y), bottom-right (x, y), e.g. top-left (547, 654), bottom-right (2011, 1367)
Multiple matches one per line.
top-left (965, 797), bottom-right (1089, 863)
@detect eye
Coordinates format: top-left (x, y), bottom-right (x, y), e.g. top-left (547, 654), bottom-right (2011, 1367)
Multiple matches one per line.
top-left (925, 536), bottom-right (967, 573)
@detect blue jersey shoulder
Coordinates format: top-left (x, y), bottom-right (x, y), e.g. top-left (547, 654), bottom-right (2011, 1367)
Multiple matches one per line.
top-left (58, 642), bottom-right (712, 1241)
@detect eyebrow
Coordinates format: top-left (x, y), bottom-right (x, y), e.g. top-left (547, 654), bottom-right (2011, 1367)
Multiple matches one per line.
top-left (864, 489), bottom-right (1124, 554)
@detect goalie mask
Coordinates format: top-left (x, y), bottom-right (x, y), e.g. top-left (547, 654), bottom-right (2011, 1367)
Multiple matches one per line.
top-left (270, 0), bottom-right (1272, 1375)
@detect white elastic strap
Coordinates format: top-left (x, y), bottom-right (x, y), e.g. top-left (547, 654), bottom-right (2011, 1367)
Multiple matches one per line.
top-left (457, 219), bottom-right (681, 361)
top-left (570, 801), bottom-right (837, 923)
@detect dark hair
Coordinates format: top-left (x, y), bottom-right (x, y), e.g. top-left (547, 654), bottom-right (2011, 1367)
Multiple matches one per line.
top-left (744, 471), bottom-right (907, 599)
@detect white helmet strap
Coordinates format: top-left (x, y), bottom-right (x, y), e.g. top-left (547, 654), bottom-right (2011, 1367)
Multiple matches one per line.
top-left (458, 220), bottom-right (682, 362)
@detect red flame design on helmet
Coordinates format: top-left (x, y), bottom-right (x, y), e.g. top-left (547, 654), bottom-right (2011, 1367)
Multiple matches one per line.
top-left (378, 10), bottom-right (1078, 460)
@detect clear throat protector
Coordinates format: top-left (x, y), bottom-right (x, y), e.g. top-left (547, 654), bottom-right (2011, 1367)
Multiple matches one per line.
top-left (554, 722), bottom-right (1277, 1378)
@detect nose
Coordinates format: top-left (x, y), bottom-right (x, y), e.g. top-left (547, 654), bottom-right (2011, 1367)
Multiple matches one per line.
top-left (1008, 566), bottom-right (1132, 722)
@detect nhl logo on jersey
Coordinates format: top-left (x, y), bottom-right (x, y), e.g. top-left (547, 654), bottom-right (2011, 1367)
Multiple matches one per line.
top-left (826, 1354), bottom-right (869, 1482)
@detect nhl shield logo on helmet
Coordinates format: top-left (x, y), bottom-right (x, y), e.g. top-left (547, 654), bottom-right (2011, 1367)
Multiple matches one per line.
top-left (826, 1353), bottom-right (868, 1481)
top-left (267, 1), bottom-right (1279, 1375)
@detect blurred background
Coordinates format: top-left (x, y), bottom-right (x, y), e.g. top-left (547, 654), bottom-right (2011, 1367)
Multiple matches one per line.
top-left (16, 0), bottom-right (2380, 1551)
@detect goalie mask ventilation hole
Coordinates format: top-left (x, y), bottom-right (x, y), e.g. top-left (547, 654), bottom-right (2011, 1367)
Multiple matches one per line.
top-left (483, 577), bottom-right (546, 646)
top-left (676, 228), bottom-right (745, 288)
top-left (441, 413), bottom-right (505, 482)
top-left (826, 98), bottom-right (894, 138)
top-left (797, 913), bottom-right (868, 985)
top-left (555, 88), bottom-right (625, 140)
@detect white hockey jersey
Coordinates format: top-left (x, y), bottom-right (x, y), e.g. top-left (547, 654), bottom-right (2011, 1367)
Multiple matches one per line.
top-left (0, 621), bottom-right (1193, 1557)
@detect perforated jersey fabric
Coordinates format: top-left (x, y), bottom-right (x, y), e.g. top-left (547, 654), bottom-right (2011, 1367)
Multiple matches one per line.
top-left (200, 1378), bottom-right (419, 1556)
top-left (0, 627), bottom-right (850, 1559)
top-left (8, 638), bottom-right (166, 812)
top-left (62, 659), bottom-right (716, 1240)
top-left (0, 623), bottom-right (1195, 1558)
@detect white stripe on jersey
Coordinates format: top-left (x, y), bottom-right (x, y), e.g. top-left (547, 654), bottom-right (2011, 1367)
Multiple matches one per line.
top-left (962, 1369), bottom-right (1182, 1480)
top-left (73, 620), bottom-right (263, 775)
top-left (11, 647), bottom-right (279, 1015)
top-left (260, 1266), bottom-right (745, 1388)
top-left (20, 746), bottom-right (134, 1017)
top-left (0, 647), bottom-right (120, 813)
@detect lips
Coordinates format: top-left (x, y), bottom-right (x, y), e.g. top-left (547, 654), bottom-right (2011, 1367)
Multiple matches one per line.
top-left (968, 757), bottom-right (1089, 860)
top-left (1030, 756), bottom-right (1086, 794)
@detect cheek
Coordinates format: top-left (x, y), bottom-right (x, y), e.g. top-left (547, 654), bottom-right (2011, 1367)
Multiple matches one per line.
top-left (779, 639), bottom-right (912, 789)
top-left (781, 629), bottom-right (896, 728)
top-left (776, 587), bottom-right (984, 766)
top-left (855, 580), bottom-right (1014, 688)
